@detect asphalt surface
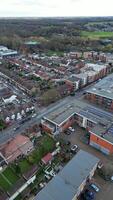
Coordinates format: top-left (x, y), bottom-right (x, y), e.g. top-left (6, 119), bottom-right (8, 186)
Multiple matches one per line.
top-left (0, 83), bottom-right (93, 145)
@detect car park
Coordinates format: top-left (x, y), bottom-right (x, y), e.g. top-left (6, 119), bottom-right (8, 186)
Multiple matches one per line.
top-left (89, 183), bottom-right (100, 192)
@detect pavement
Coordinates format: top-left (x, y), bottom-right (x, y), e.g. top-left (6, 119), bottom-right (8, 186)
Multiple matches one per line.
top-left (0, 83), bottom-right (95, 145)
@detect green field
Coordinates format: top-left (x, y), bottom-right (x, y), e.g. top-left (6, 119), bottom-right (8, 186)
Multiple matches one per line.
top-left (81, 31), bottom-right (113, 39)
top-left (0, 168), bottom-right (19, 191)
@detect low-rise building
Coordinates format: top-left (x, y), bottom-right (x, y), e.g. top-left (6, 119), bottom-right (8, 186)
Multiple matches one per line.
top-left (0, 45), bottom-right (18, 58)
top-left (85, 73), bottom-right (113, 111)
top-left (0, 135), bottom-right (34, 164)
top-left (41, 99), bottom-right (113, 154)
top-left (35, 150), bottom-right (99, 200)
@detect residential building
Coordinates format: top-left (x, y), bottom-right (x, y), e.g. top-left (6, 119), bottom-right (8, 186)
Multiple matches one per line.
top-left (0, 135), bottom-right (34, 164)
top-left (35, 150), bottom-right (99, 200)
top-left (65, 76), bottom-right (80, 92)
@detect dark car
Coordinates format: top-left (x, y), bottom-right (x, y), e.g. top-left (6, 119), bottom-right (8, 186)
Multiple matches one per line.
top-left (65, 141), bottom-right (71, 145)
top-left (84, 189), bottom-right (95, 200)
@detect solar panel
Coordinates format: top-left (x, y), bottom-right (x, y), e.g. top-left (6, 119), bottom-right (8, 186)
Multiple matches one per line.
top-left (85, 106), bottom-right (113, 121)
top-left (107, 125), bottom-right (113, 135)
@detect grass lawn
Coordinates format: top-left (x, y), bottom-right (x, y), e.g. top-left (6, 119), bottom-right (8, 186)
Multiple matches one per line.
top-left (29, 134), bottom-right (55, 164)
top-left (0, 174), bottom-right (11, 191)
top-left (46, 50), bottom-right (64, 57)
top-left (0, 167), bottom-right (19, 191)
top-left (81, 31), bottom-right (113, 39)
top-left (18, 159), bottom-right (31, 173)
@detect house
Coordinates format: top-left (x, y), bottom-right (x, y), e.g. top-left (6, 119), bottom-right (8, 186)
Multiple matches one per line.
top-left (0, 135), bottom-right (34, 164)
top-left (41, 153), bottom-right (53, 165)
top-left (35, 150), bottom-right (99, 200)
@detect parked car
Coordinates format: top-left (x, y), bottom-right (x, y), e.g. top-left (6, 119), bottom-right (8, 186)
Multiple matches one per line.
top-left (97, 161), bottom-right (103, 169)
top-left (44, 166), bottom-right (56, 177)
top-left (89, 183), bottom-right (100, 192)
top-left (65, 130), bottom-right (72, 135)
top-left (71, 145), bottom-right (78, 153)
top-left (39, 182), bottom-right (46, 189)
top-left (84, 189), bottom-right (95, 200)
top-left (32, 113), bottom-right (37, 118)
top-left (68, 127), bottom-right (75, 132)
top-left (45, 174), bottom-right (51, 180)
top-left (13, 126), bottom-right (20, 131)
top-left (65, 141), bottom-right (71, 145)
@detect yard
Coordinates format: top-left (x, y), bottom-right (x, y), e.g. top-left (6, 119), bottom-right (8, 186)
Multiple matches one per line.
top-left (81, 31), bottom-right (113, 39)
top-left (0, 134), bottom-right (55, 194)
top-left (0, 167), bottom-right (19, 191)
top-left (28, 134), bottom-right (55, 164)
top-left (17, 134), bottom-right (55, 173)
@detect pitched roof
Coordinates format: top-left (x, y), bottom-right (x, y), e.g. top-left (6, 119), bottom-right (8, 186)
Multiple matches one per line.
top-left (41, 153), bottom-right (52, 164)
top-left (0, 135), bottom-right (30, 161)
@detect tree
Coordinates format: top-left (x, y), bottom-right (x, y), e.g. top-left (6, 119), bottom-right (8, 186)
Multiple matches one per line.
top-left (15, 164), bottom-right (21, 174)
top-left (41, 88), bottom-right (61, 105)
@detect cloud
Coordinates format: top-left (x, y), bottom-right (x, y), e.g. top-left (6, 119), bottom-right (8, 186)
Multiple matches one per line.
top-left (0, 0), bottom-right (113, 17)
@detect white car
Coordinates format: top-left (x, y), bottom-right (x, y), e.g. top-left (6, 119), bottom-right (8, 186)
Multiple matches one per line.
top-left (90, 183), bottom-right (100, 192)
top-left (45, 174), bottom-right (51, 180)
top-left (32, 113), bottom-right (37, 118)
top-left (39, 182), bottom-right (46, 189)
top-left (68, 127), bottom-right (75, 132)
top-left (71, 145), bottom-right (78, 153)
top-left (44, 166), bottom-right (56, 177)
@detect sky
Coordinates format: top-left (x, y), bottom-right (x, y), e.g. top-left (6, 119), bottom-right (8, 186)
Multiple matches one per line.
top-left (0, 0), bottom-right (113, 17)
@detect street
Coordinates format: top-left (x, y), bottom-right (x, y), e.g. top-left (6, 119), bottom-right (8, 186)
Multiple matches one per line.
top-left (0, 83), bottom-right (94, 144)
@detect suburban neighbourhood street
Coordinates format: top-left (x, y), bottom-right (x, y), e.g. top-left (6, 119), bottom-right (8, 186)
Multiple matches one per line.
top-left (0, 84), bottom-right (91, 144)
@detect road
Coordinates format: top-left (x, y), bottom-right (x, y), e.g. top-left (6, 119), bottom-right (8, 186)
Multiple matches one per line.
top-left (0, 83), bottom-right (93, 145)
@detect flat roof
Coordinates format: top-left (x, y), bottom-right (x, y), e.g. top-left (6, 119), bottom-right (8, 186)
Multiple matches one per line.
top-left (91, 123), bottom-right (113, 144)
top-left (86, 73), bottom-right (113, 100)
top-left (43, 99), bottom-right (113, 143)
top-left (66, 76), bottom-right (80, 82)
top-left (44, 99), bottom-right (113, 125)
top-left (35, 150), bottom-right (99, 200)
